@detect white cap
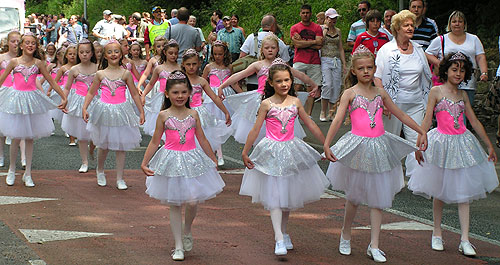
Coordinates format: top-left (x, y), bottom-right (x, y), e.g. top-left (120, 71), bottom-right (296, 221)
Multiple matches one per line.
top-left (325, 8), bottom-right (340, 19)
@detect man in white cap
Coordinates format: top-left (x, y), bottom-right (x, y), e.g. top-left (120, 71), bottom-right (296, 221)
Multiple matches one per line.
top-left (92, 10), bottom-right (116, 45)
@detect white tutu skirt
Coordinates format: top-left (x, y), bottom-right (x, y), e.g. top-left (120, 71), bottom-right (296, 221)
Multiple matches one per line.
top-left (204, 86), bottom-right (236, 120)
top-left (142, 92), bottom-right (164, 136)
top-left (326, 131), bottom-right (418, 209)
top-left (145, 147), bottom-right (225, 205)
top-left (408, 129), bottom-right (499, 204)
top-left (225, 91), bottom-right (306, 144)
top-left (48, 91), bottom-right (64, 122)
top-left (0, 88), bottom-right (57, 139)
top-left (192, 105), bottom-right (232, 151)
top-left (86, 100), bottom-right (141, 151)
top-left (239, 137), bottom-right (329, 210)
top-left (61, 90), bottom-right (93, 140)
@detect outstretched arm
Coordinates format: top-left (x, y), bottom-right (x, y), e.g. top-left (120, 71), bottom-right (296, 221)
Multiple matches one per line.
top-left (290, 67), bottom-right (319, 97)
top-left (141, 111), bottom-right (166, 175)
top-left (82, 73), bottom-right (100, 122)
top-left (201, 80), bottom-right (231, 125)
top-left (296, 98), bottom-right (325, 143)
top-left (124, 72), bottom-right (145, 125)
top-left (194, 111), bottom-right (217, 163)
top-left (323, 89), bottom-right (352, 162)
top-left (39, 61), bottom-right (67, 109)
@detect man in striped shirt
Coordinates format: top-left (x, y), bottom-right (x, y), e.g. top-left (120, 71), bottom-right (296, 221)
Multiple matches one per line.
top-left (347, 0), bottom-right (371, 47)
top-left (409, 0), bottom-right (438, 50)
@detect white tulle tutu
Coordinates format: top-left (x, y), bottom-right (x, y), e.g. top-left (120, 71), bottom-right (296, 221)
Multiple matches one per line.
top-left (145, 147), bottom-right (225, 205)
top-left (61, 90), bottom-right (92, 140)
top-left (48, 91), bottom-right (64, 122)
top-left (142, 92), bottom-right (164, 136)
top-left (0, 88), bottom-right (57, 139)
top-left (225, 91), bottom-right (306, 144)
top-left (408, 129), bottom-right (499, 204)
top-left (192, 105), bottom-right (232, 151)
top-left (204, 86), bottom-right (236, 120)
top-left (326, 131), bottom-right (418, 209)
top-left (239, 137), bottom-right (329, 210)
top-left (86, 100), bottom-right (141, 151)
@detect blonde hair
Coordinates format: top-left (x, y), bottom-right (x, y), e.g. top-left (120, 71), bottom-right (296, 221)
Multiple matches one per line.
top-left (153, 35), bottom-right (167, 55)
top-left (259, 34), bottom-right (279, 60)
top-left (344, 51), bottom-right (375, 91)
top-left (390, 10), bottom-right (416, 39)
top-left (446, 10), bottom-right (467, 32)
top-left (1, 31), bottom-right (21, 54)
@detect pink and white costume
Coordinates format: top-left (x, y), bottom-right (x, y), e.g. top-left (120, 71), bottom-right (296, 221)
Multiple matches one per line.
top-left (61, 73), bottom-right (95, 140)
top-left (239, 103), bottom-right (328, 210)
top-left (86, 76), bottom-right (141, 150)
top-left (142, 70), bottom-right (170, 136)
top-left (190, 83), bottom-right (232, 151)
top-left (408, 97), bottom-right (498, 203)
top-left (204, 67), bottom-right (235, 120)
top-left (0, 64), bottom-right (57, 139)
top-left (326, 94), bottom-right (417, 209)
top-left (145, 115), bottom-right (225, 205)
top-left (224, 66), bottom-right (306, 144)
top-left (0, 60), bottom-right (14, 90)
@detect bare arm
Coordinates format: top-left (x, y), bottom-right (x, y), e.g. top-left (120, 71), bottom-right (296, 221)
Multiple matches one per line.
top-left (476, 53), bottom-right (488, 81)
top-left (201, 80), bottom-right (231, 125)
top-left (290, 67), bottom-right (319, 97)
top-left (141, 67), bottom-right (160, 99)
top-left (141, 111), bottom-right (166, 175)
top-left (425, 53), bottom-right (440, 67)
top-left (82, 72), bottom-right (101, 122)
top-left (323, 89), bottom-right (353, 162)
top-left (201, 64), bottom-right (211, 81)
top-left (124, 71), bottom-right (145, 124)
top-left (194, 111), bottom-right (217, 163)
top-left (39, 60), bottom-right (67, 109)
top-left (137, 58), bottom-right (156, 89)
top-left (242, 101), bottom-right (268, 168)
top-left (296, 98), bottom-right (325, 143)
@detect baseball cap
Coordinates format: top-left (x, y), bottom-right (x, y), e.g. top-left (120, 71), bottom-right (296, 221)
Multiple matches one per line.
top-left (325, 8), bottom-right (340, 19)
top-left (152, 6), bottom-right (162, 12)
top-left (103, 10), bottom-right (112, 15)
top-left (222, 16), bottom-right (231, 21)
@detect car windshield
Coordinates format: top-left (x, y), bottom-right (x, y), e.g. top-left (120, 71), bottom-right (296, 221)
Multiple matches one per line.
top-left (0, 7), bottom-right (21, 34)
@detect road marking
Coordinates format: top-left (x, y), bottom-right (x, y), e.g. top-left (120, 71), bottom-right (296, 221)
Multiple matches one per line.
top-left (354, 221), bottom-right (433, 231)
top-left (218, 169), bottom-right (245, 174)
top-left (29, 260), bottom-right (47, 265)
top-left (0, 172), bottom-right (20, 176)
top-left (0, 196), bottom-right (58, 206)
top-left (223, 155), bottom-right (245, 166)
top-left (19, 229), bottom-right (113, 244)
top-left (321, 190), bottom-right (339, 199)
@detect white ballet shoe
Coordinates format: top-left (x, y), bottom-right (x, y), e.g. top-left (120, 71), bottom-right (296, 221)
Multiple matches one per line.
top-left (6, 171), bottom-right (15, 186)
top-left (367, 244), bottom-right (386, 263)
top-left (78, 164), bottom-right (88, 173)
top-left (274, 240), bottom-right (287, 256)
top-left (171, 249), bottom-right (184, 261)
top-left (459, 241), bottom-right (476, 256)
top-left (0, 157), bottom-right (4, 167)
top-left (339, 233), bottom-right (351, 255)
top-left (182, 233), bottom-right (193, 252)
top-left (283, 233), bottom-right (293, 250)
top-left (116, 179), bottom-right (127, 190)
top-left (22, 175), bottom-right (35, 187)
top-left (97, 172), bottom-right (106, 186)
top-left (431, 236), bottom-right (444, 251)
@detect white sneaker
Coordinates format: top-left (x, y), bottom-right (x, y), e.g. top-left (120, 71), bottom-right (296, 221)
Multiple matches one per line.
top-left (319, 111), bottom-right (327, 122)
top-left (65, 133), bottom-right (69, 138)
top-left (171, 249), bottom-right (185, 261)
top-left (459, 241), bottom-right (476, 256)
top-left (97, 172), bottom-right (106, 186)
top-left (21, 159), bottom-right (26, 169)
top-left (431, 236), bottom-right (444, 251)
top-left (69, 142), bottom-right (77, 146)
top-left (5, 137), bottom-right (11, 145)
top-left (339, 234), bottom-right (351, 255)
top-left (274, 240), bottom-right (287, 256)
top-left (367, 245), bottom-right (387, 263)
top-left (0, 157), bottom-right (4, 167)
top-left (6, 171), bottom-right (15, 186)
top-left (283, 234), bottom-right (293, 250)
top-left (78, 164), bottom-right (88, 173)
top-left (22, 175), bottom-right (35, 187)
top-left (116, 179), bottom-right (127, 190)
top-left (182, 233), bottom-right (193, 251)
top-left (217, 156), bottom-right (224, 166)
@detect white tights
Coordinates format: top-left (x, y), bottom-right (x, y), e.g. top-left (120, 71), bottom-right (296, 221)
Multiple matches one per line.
top-left (270, 208), bottom-right (290, 242)
top-left (169, 204), bottom-right (198, 250)
top-left (9, 139), bottom-right (31, 175)
top-left (97, 148), bottom-right (126, 181)
top-left (341, 200), bottom-right (383, 249)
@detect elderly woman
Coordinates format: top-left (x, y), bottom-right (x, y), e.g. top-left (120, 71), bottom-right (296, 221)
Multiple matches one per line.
top-left (374, 10), bottom-right (432, 175)
top-left (425, 11), bottom-right (488, 125)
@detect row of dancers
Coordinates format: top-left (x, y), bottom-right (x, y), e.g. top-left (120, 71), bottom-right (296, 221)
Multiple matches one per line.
top-left (0, 31), bottom-right (498, 262)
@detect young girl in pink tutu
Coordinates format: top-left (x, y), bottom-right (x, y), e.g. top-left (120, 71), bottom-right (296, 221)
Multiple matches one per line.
top-left (136, 36), bottom-right (167, 91)
top-left (128, 41), bottom-right (147, 85)
top-left (141, 70), bottom-right (224, 261)
top-left (408, 52), bottom-right (499, 257)
top-left (141, 39), bottom-right (181, 136)
top-left (0, 32), bottom-right (67, 187)
top-left (82, 40), bottom-right (144, 190)
top-left (52, 45), bottom-right (77, 129)
top-left (240, 59), bottom-right (329, 256)
top-left (323, 45), bottom-right (427, 262)
top-left (61, 39), bottom-right (98, 173)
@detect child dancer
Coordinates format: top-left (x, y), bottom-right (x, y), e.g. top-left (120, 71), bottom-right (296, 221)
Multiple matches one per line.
top-left (128, 41), bottom-right (147, 85)
top-left (182, 49), bottom-right (232, 165)
top-left (0, 32), bottom-right (67, 187)
top-left (82, 40), bottom-right (145, 190)
top-left (408, 52), bottom-right (499, 256)
top-left (137, 36), bottom-right (167, 91)
top-left (323, 46), bottom-right (427, 263)
top-left (93, 41), bottom-right (103, 62)
top-left (141, 39), bottom-right (181, 136)
top-left (218, 34), bottom-right (316, 144)
top-left (141, 70), bottom-right (225, 261)
top-left (240, 60), bottom-right (329, 256)
top-left (39, 46), bottom-right (64, 94)
top-left (119, 39), bottom-right (142, 114)
top-left (45, 43), bottom-right (56, 64)
top-left (61, 39), bottom-right (98, 173)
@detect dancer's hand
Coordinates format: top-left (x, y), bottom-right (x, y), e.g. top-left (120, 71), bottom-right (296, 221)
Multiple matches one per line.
top-left (141, 164), bottom-right (155, 176)
top-left (218, 88), bottom-right (225, 100)
top-left (488, 147), bottom-right (497, 163)
top-left (82, 109), bottom-right (89, 123)
top-left (415, 151), bottom-right (425, 165)
top-left (139, 112), bottom-right (145, 125)
top-left (225, 113), bottom-right (232, 126)
top-left (58, 98), bottom-right (67, 110)
top-left (242, 154), bottom-right (254, 169)
top-left (417, 133), bottom-right (428, 151)
top-left (323, 148), bottom-right (338, 162)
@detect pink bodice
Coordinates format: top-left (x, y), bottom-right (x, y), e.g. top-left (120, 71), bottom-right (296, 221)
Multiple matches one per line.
top-left (50, 67), bottom-right (59, 81)
top-left (157, 70), bottom-right (171, 93)
top-left (190, 84), bottom-right (203, 107)
top-left (208, 68), bottom-right (230, 88)
top-left (122, 62), bottom-right (132, 71)
top-left (100, 77), bottom-right (127, 104)
top-left (164, 115), bottom-right (197, 151)
top-left (349, 95), bottom-right (385, 138)
top-left (59, 70), bottom-right (69, 87)
top-left (74, 73), bottom-right (95, 96)
top-left (434, 97), bottom-right (466, 135)
top-left (265, 104), bottom-right (298, 142)
top-left (134, 63), bottom-right (146, 83)
top-left (12, 64), bottom-right (39, 91)
top-left (257, 66), bottom-right (270, 95)
top-left (0, 60), bottom-right (13, 87)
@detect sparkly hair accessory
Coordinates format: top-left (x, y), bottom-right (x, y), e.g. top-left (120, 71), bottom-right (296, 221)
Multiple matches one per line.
top-left (23, 32), bottom-right (35, 37)
top-left (46, 42), bottom-right (55, 47)
top-left (79, 38), bottom-right (91, 44)
top-left (167, 39), bottom-right (178, 45)
top-left (184, 48), bottom-right (198, 56)
top-left (131, 41), bottom-right (140, 46)
top-left (213, 40), bottom-right (226, 46)
top-left (271, 58), bottom-right (289, 67)
top-left (105, 39), bottom-right (120, 46)
top-left (168, 71), bottom-right (187, 80)
top-left (352, 44), bottom-right (372, 55)
top-left (450, 52), bottom-right (467, 62)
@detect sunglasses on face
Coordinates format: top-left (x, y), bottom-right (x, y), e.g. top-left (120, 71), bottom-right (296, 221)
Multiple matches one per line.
top-left (358, 8), bottom-right (367, 12)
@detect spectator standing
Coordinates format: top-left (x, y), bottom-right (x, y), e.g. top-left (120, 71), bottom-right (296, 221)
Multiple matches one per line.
top-left (316, 12), bottom-right (326, 29)
top-left (92, 10), bottom-right (116, 45)
top-left (46, 15), bottom-right (61, 45)
top-left (164, 7), bottom-right (202, 63)
top-left (290, 4), bottom-right (323, 115)
top-left (353, 10), bottom-right (390, 55)
top-left (409, 0), bottom-right (438, 50)
top-left (231, 15), bottom-right (245, 37)
top-left (64, 15), bottom-right (83, 44)
top-left (347, 1), bottom-right (371, 47)
top-left (217, 16), bottom-right (245, 62)
top-left (144, 6), bottom-right (170, 60)
top-left (128, 13), bottom-right (147, 45)
top-left (380, 9), bottom-right (396, 40)
top-left (169, 9), bottom-right (179, 25)
top-left (80, 17), bottom-right (89, 39)
top-left (212, 10), bottom-right (224, 33)
top-left (113, 15), bottom-right (129, 40)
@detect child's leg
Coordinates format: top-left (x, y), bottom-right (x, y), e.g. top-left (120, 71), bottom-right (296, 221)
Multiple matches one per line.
top-left (433, 198), bottom-right (444, 237)
top-left (97, 148), bottom-right (109, 173)
top-left (342, 200), bottom-right (358, 240)
top-left (369, 208), bottom-right (383, 249)
top-left (115, 151), bottom-right (126, 181)
top-left (215, 147), bottom-right (223, 159)
top-left (270, 208), bottom-right (284, 241)
top-left (458, 202), bottom-right (470, 241)
top-left (69, 135), bottom-right (76, 145)
top-left (170, 205), bottom-right (184, 250)
top-left (78, 140), bottom-right (89, 166)
top-left (23, 140), bottom-right (34, 176)
top-left (89, 141), bottom-right (96, 160)
top-left (184, 203), bottom-right (198, 235)
top-left (281, 211), bottom-right (290, 235)
top-left (0, 136), bottom-right (5, 157)
top-left (9, 139), bottom-right (20, 172)
top-left (20, 140), bottom-right (26, 164)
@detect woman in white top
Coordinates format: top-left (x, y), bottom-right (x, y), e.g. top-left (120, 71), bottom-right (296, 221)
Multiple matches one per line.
top-left (374, 10), bottom-right (432, 176)
top-left (425, 10), bottom-right (488, 125)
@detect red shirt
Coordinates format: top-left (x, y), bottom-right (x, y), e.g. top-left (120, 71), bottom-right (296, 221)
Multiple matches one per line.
top-left (290, 22), bottom-right (323, 64)
top-left (352, 31), bottom-right (389, 56)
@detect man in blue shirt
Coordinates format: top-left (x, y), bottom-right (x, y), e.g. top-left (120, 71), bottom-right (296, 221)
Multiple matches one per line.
top-left (217, 16), bottom-right (245, 62)
top-left (64, 15), bottom-right (83, 44)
